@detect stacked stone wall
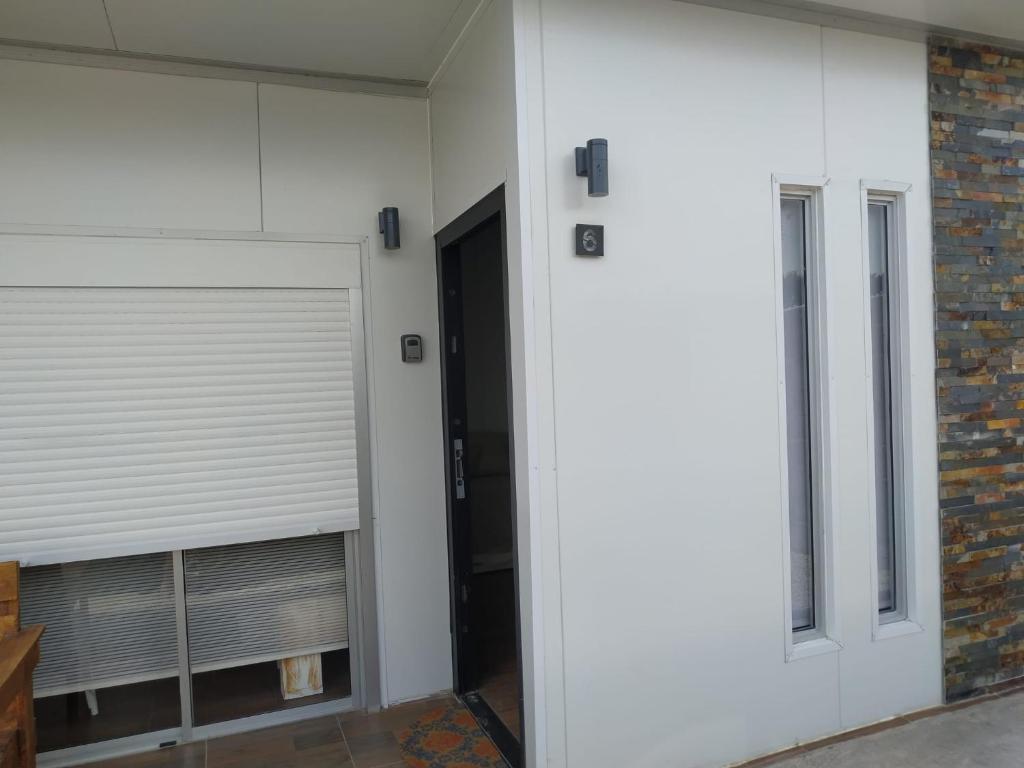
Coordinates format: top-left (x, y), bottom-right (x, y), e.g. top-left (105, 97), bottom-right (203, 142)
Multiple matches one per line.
top-left (930, 37), bottom-right (1024, 699)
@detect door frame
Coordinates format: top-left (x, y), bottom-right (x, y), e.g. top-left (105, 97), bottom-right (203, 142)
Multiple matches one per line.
top-left (435, 185), bottom-right (525, 766)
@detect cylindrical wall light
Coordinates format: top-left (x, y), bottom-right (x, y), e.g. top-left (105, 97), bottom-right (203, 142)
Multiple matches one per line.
top-left (575, 138), bottom-right (609, 197)
top-left (378, 207), bottom-right (401, 250)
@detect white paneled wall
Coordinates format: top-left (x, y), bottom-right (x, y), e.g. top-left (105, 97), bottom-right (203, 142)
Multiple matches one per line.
top-left (533, 1), bottom-right (940, 766)
top-left (0, 59), bottom-right (449, 706)
top-left (822, 27), bottom-right (941, 726)
top-left (0, 61), bottom-right (261, 231)
top-left (258, 83), bottom-right (451, 704)
top-left (429, 0), bottom-right (515, 230)
top-left (427, 6), bottom-right (554, 768)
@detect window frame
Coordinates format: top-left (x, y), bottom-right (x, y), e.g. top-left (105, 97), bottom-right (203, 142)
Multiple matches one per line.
top-left (860, 181), bottom-right (922, 641)
top-left (22, 533), bottom-right (362, 763)
top-left (772, 175), bottom-right (841, 661)
top-left (0, 223), bottom-right (377, 763)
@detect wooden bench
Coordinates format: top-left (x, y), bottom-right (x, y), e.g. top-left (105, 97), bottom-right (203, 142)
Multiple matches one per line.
top-left (0, 562), bottom-right (44, 768)
top-left (0, 564), bottom-right (16, 640)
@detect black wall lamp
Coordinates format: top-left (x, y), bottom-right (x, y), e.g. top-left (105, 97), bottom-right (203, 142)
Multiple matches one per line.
top-left (378, 207), bottom-right (401, 250)
top-left (575, 138), bottom-right (608, 197)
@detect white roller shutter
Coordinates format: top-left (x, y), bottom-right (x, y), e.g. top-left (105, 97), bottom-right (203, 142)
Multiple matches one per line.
top-left (184, 533), bottom-right (347, 673)
top-left (0, 285), bottom-right (361, 565)
top-left (19, 553), bottom-right (178, 696)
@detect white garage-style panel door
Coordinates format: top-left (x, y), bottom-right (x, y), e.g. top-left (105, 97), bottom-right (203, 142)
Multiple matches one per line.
top-left (0, 231), bottom-right (366, 566)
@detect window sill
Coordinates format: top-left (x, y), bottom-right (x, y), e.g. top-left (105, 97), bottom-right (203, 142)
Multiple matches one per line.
top-left (787, 636), bottom-right (843, 662)
top-left (873, 618), bottom-right (923, 642)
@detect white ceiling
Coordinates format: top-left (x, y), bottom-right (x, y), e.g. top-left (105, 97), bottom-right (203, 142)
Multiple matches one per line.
top-left (3, 0), bottom-right (1019, 85)
top-left (0, 0), bottom-right (477, 83)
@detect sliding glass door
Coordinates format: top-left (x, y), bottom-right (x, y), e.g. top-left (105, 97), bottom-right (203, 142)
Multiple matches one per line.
top-left (185, 534), bottom-right (352, 726)
top-left (21, 532), bottom-right (359, 759)
top-left (22, 553), bottom-right (181, 752)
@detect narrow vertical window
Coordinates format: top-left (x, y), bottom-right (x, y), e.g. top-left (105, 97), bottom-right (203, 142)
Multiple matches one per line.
top-left (781, 195), bottom-right (818, 633)
top-left (868, 199), bottom-right (904, 621)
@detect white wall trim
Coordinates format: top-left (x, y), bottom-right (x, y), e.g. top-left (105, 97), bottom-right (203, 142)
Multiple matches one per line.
top-left (0, 222), bottom-right (367, 244)
top-left (0, 40), bottom-right (428, 99)
top-left (857, 180), bottom-right (926, 644)
top-left (771, 174), bottom-right (843, 664)
top-left (356, 236), bottom-right (392, 709)
top-left (509, 0), bottom-right (566, 764)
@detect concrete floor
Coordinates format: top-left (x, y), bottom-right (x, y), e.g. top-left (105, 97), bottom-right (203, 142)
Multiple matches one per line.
top-left (767, 692), bottom-right (1023, 768)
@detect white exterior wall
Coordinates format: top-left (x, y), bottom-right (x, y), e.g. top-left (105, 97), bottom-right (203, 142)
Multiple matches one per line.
top-left (429, 0), bottom-right (515, 231)
top-left (0, 60), bottom-right (451, 706)
top-left (526, 1), bottom-right (942, 766)
top-left (0, 3), bottom-right (948, 764)
top-left (428, 4), bottom-right (557, 765)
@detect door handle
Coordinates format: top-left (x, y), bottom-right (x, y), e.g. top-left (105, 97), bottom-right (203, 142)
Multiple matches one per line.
top-left (453, 438), bottom-right (466, 499)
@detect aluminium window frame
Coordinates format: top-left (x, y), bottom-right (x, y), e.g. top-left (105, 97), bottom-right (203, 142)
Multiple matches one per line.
top-left (772, 175), bottom-right (842, 662)
top-left (34, 539), bottom-right (363, 768)
top-left (5, 222), bottom-right (377, 767)
top-left (859, 181), bottom-right (923, 641)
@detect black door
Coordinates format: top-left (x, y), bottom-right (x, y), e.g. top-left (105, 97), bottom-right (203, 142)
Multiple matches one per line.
top-left (436, 186), bottom-right (522, 767)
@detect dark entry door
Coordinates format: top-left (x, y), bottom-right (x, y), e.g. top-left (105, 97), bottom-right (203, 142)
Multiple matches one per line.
top-left (436, 186), bottom-right (522, 767)
top-left (439, 235), bottom-right (478, 692)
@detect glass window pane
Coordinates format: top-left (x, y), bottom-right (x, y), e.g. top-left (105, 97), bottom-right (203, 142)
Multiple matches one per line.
top-left (869, 202), bottom-right (898, 615)
top-left (20, 554), bottom-right (181, 752)
top-left (185, 533), bottom-right (352, 726)
top-left (781, 197), bottom-right (815, 632)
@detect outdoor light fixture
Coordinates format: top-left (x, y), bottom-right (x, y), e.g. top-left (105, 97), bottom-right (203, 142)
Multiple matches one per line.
top-left (378, 207), bottom-right (401, 250)
top-left (575, 138), bottom-right (609, 197)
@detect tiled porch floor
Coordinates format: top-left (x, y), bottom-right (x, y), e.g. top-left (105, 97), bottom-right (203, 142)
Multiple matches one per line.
top-left (74, 694), bottom-right (471, 768)
top-left (73, 685), bottom-right (1024, 768)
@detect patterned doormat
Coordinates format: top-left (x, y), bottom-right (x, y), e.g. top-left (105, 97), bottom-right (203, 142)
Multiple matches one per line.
top-left (397, 705), bottom-right (507, 767)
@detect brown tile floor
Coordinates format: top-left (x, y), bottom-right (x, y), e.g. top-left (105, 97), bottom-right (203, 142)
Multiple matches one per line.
top-left (74, 694), bottom-right (470, 768)
top-left (72, 682), bottom-right (1024, 768)
top-left (477, 667), bottom-right (520, 739)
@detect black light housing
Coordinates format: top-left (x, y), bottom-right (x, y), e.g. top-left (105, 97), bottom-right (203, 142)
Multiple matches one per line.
top-left (575, 138), bottom-right (609, 197)
top-left (378, 207), bottom-right (401, 250)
